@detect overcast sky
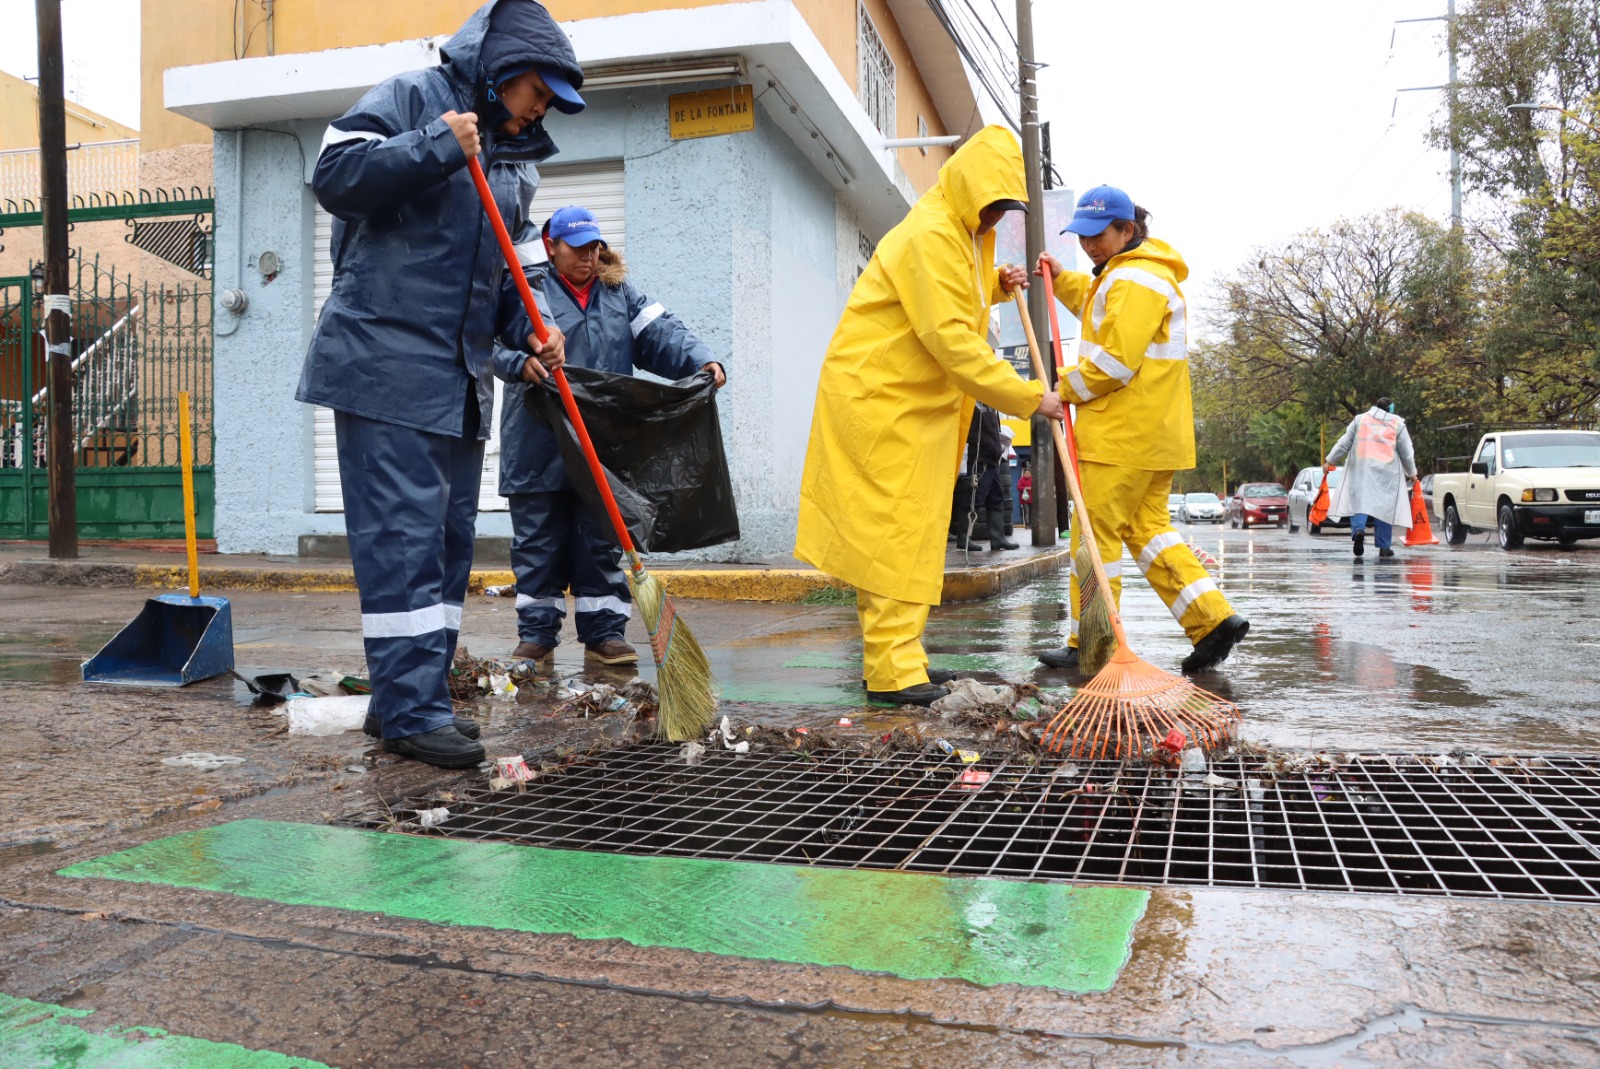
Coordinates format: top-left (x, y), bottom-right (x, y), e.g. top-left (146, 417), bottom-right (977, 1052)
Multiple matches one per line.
top-left (0, 0), bottom-right (1458, 335)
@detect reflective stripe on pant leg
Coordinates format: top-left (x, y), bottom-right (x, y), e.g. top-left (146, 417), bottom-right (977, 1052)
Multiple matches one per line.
top-left (508, 491), bottom-right (570, 647)
top-left (335, 411), bottom-right (455, 740)
top-left (569, 486), bottom-right (633, 646)
top-left (856, 587), bottom-right (932, 692)
top-left (1123, 470), bottom-right (1233, 644)
top-left (441, 430), bottom-right (483, 668)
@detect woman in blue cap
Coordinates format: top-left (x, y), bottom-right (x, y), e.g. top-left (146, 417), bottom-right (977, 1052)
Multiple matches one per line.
top-left (298, 0), bottom-right (585, 768)
top-left (1034, 185), bottom-right (1248, 675)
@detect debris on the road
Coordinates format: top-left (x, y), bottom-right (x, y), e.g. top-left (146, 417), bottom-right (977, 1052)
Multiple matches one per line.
top-left (680, 740), bottom-right (706, 766)
top-left (493, 755), bottom-right (536, 787)
top-left (952, 768), bottom-right (992, 791)
top-left (932, 678), bottom-right (1017, 714)
top-left (483, 583), bottom-right (516, 597)
top-left (282, 694), bottom-right (370, 736)
top-left (837, 717), bottom-right (853, 727)
top-left (161, 752), bottom-right (246, 772)
top-left (1180, 747), bottom-right (1208, 774)
top-left (415, 806), bottom-right (450, 828)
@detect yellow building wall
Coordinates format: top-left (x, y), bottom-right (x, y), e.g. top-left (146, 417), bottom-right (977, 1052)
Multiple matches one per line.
top-left (0, 69), bottom-right (139, 151)
top-left (142, 0), bottom-right (954, 191)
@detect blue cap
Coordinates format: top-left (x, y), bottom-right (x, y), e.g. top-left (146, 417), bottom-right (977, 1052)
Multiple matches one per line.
top-left (537, 65), bottom-right (586, 115)
top-left (1061, 185), bottom-right (1135, 237)
top-left (547, 205), bottom-right (605, 248)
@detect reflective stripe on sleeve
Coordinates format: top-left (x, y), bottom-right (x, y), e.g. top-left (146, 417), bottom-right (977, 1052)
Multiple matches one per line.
top-left (575, 595), bottom-right (631, 617)
top-left (1067, 368), bottom-right (1094, 402)
top-left (630, 302), bottom-right (665, 338)
top-left (1084, 341), bottom-right (1135, 385)
top-left (362, 604), bottom-right (446, 639)
top-left (1170, 577), bottom-right (1219, 621)
top-left (513, 240), bottom-right (543, 267)
top-left (1138, 531), bottom-right (1184, 574)
top-left (318, 125), bottom-right (388, 158)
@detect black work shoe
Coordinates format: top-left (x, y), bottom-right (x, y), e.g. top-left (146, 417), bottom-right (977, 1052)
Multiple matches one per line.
top-left (382, 725), bottom-right (486, 769)
top-left (859, 667), bottom-right (960, 689)
top-left (1353, 531), bottom-right (1365, 558)
top-left (1037, 646), bottom-right (1080, 670)
top-left (364, 712), bottom-right (479, 741)
top-left (1181, 615), bottom-right (1251, 674)
top-left (866, 682), bottom-right (949, 707)
top-left (1379, 547), bottom-right (1395, 558)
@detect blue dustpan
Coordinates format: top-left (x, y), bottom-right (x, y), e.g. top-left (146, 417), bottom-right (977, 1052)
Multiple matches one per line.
top-left (82, 390), bottom-right (233, 687)
top-left (82, 594), bottom-right (234, 686)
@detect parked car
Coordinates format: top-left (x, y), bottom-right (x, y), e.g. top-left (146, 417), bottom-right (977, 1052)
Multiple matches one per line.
top-left (1419, 473), bottom-right (1435, 522)
top-left (1287, 466), bottom-right (1348, 533)
top-left (1167, 492), bottom-right (1184, 520)
top-left (1180, 492), bottom-right (1224, 524)
top-left (1226, 482), bottom-right (1289, 529)
top-left (1431, 429), bottom-right (1600, 549)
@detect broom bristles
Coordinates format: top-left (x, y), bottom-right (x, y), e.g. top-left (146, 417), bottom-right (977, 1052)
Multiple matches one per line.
top-left (1041, 647), bottom-right (1240, 760)
top-left (1074, 544), bottom-right (1117, 676)
top-left (629, 564), bottom-right (717, 742)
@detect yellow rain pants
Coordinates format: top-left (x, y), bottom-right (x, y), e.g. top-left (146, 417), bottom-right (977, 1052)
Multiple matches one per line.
top-left (1069, 462), bottom-right (1233, 646)
top-left (856, 588), bottom-right (933, 692)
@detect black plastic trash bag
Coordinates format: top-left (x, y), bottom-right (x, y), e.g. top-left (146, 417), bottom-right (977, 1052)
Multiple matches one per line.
top-left (526, 366), bottom-right (740, 553)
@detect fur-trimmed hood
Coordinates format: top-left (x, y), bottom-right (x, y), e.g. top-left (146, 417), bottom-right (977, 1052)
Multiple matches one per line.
top-left (595, 246), bottom-right (626, 287)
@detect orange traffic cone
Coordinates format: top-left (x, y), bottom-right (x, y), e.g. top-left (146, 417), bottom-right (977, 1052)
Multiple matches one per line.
top-left (1308, 470), bottom-right (1331, 525)
top-left (1404, 479), bottom-right (1438, 546)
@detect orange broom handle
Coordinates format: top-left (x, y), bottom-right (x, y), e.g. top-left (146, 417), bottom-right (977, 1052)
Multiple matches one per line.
top-left (467, 156), bottom-right (638, 558)
top-left (1015, 292), bottom-right (1129, 647)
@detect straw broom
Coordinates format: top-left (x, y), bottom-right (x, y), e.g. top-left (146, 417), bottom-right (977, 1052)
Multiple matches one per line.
top-left (1015, 294), bottom-right (1241, 759)
top-left (467, 158), bottom-right (716, 741)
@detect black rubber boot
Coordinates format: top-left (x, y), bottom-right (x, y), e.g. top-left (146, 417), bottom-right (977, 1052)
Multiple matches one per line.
top-left (382, 725), bottom-right (486, 769)
top-left (952, 521), bottom-right (986, 550)
top-left (866, 682), bottom-right (950, 707)
top-left (987, 508), bottom-right (1019, 551)
top-left (859, 668), bottom-right (959, 688)
top-left (1353, 531), bottom-right (1365, 558)
top-left (1037, 646), bottom-right (1080, 670)
top-left (1181, 615), bottom-right (1251, 674)
top-left (364, 712), bottom-right (479, 741)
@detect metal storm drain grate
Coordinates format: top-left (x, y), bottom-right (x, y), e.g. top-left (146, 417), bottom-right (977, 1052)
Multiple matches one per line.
top-left (347, 745), bottom-right (1600, 903)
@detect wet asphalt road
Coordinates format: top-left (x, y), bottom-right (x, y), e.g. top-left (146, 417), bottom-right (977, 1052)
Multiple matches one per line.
top-left (2, 525), bottom-right (1599, 1067)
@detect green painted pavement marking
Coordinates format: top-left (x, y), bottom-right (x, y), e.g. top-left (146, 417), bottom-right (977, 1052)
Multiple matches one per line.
top-left (62, 820), bottom-right (1147, 992)
top-left (0, 992), bottom-right (332, 1068)
top-left (780, 652), bottom-right (1042, 675)
top-left (718, 680), bottom-right (867, 707)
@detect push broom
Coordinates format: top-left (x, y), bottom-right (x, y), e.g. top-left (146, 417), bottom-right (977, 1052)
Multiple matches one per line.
top-left (467, 157), bottom-right (716, 742)
top-left (1014, 293), bottom-right (1241, 759)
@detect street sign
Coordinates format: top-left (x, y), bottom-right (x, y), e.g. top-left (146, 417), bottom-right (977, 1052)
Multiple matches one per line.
top-left (669, 85), bottom-right (755, 140)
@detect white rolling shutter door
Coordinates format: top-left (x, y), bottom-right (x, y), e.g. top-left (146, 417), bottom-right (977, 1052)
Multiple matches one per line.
top-left (309, 161), bottom-right (625, 513)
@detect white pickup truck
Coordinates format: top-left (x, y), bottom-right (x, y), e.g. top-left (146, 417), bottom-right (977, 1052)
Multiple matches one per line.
top-left (1432, 429), bottom-right (1600, 549)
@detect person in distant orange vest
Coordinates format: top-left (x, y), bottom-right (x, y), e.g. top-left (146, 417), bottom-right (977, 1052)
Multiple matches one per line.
top-left (1325, 396), bottom-right (1417, 559)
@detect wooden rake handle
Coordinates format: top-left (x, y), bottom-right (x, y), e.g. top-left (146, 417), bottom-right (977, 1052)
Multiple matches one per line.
top-left (1013, 293), bottom-right (1130, 647)
top-left (466, 156), bottom-right (639, 560)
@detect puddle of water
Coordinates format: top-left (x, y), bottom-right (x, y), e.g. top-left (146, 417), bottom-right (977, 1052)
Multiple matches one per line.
top-left (0, 655), bottom-right (82, 684)
top-left (0, 839), bottom-right (58, 864)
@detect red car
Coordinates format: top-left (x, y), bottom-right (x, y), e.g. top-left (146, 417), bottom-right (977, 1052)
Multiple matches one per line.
top-left (1227, 482), bottom-right (1290, 529)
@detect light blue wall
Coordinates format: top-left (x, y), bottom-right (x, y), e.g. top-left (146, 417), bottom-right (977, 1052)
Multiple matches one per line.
top-left (212, 85), bottom-right (841, 560)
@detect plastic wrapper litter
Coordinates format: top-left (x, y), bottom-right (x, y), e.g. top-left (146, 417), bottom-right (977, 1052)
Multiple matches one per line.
top-left (527, 366), bottom-right (739, 553)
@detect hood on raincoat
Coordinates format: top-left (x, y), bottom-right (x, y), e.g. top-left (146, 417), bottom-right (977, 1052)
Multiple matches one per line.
top-left (931, 126), bottom-right (1029, 234)
top-left (1111, 236), bottom-right (1189, 286)
top-left (442, 0), bottom-right (582, 160)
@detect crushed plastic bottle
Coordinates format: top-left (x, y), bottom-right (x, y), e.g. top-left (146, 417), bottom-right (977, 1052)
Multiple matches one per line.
top-left (1179, 747), bottom-right (1207, 774)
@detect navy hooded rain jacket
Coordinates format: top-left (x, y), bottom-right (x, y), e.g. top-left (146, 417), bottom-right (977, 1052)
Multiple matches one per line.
top-left (297, 0), bottom-right (581, 439)
top-left (491, 255), bottom-right (718, 494)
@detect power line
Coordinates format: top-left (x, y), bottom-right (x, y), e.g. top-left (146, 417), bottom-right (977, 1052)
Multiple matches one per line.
top-left (924, 0), bottom-right (1020, 131)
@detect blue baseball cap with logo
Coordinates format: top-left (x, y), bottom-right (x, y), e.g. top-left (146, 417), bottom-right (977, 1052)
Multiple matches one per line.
top-left (1061, 184), bottom-right (1135, 237)
top-left (547, 205), bottom-right (605, 248)
top-left (535, 65), bottom-right (586, 115)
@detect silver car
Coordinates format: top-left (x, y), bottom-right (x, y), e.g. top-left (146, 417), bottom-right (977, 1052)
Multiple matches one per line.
top-left (1168, 493), bottom-right (1184, 520)
top-left (1180, 492), bottom-right (1224, 524)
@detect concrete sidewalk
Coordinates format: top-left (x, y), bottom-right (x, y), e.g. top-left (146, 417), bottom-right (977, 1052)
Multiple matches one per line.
top-left (0, 537), bottom-right (1069, 603)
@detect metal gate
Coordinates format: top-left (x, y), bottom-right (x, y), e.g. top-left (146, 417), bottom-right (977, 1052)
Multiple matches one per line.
top-left (0, 189), bottom-right (213, 540)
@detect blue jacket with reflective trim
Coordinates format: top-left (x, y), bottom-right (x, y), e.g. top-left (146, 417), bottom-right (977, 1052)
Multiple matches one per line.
top-left (296, 0), bottom-right (578, 439)
top-left (493, 251), bottom-right (718, 494)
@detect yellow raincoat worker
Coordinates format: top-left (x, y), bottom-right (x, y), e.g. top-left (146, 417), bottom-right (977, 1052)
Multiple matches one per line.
top-left (797, 126), bottom-right (1065, 707)
top-left (1036, 185), bottom-right (1249, 675)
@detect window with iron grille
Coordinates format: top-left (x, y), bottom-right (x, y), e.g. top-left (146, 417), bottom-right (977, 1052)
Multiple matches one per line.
top-left (857, 3), bottom-right (896, 136)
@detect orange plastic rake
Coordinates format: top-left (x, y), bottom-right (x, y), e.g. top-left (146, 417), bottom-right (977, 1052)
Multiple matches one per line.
top-left (1014, 297), bottom-right (1242, 759)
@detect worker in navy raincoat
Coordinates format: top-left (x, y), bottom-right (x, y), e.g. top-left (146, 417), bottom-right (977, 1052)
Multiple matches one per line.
top-left (296, 0), bottom-right (581, 769)
top-left (492, 205), bottom-right (724, 666)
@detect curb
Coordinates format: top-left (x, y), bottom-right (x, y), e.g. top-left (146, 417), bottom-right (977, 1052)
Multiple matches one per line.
top-left (0, 546), bottom-right (1070, 604)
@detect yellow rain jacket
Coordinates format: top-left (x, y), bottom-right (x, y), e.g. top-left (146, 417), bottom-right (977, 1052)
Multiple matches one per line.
top-left (1053, 238), bottom-right (1195, 471)
top-left (796, 125), bottom-right (1046, 605)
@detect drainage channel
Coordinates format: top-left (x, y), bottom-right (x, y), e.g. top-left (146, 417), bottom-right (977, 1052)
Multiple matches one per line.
top-left (344, 745), bottom-right (1600, 904)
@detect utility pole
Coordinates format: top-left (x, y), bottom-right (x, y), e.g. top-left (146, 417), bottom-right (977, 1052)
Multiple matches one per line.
top-left (36, 0), bottom-right (76, 559)
top-left (1016, 0), bottom-right (1056, 547)
top-left (1396, 1), bottom-right (1461, 230)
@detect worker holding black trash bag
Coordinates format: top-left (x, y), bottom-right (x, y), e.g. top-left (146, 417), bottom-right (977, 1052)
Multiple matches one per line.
top-left (296, 0), bottom-right (580, 769)
top-left (492, 205), bottom-right (725, 669)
